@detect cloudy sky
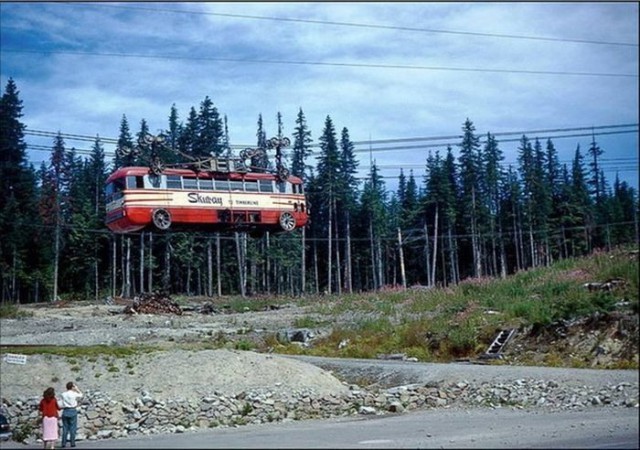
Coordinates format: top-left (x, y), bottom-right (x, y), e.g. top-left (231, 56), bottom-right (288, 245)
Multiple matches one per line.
top-left (1, 2), bottom-right (638, 191)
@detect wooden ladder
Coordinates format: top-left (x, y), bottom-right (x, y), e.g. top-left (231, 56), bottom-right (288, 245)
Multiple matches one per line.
top-left (481, 329), bottom-right (516, 359)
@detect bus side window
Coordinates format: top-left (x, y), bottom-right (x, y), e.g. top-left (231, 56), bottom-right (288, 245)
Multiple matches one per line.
top-left (215, 180), bottom-right (229, 191)
top-left (230, 181), bottom-right (243, 191)
top-left (126, 176), bottom-right (145, 189)
top-left (259, 180), bottom-right (274, 192)
top-left (166, 175), bottom-right (182, 189)
top-left (245, 180), bottom-right (258, 192)
top-left (277, 181), bottom-right (292, 194)
top-left (147, 175), bottom-right (161, 188)
top-left (183, 178), bottom-right (198, 190)
top-left (200, 179), bottom-right (214, 190)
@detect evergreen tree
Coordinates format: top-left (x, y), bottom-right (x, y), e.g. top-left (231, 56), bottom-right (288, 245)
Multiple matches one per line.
top-left (0, 78), bottom-right (31, 211)
top-left (158, 104), bottom-right (181, 165)
top-left (609, 174), bottom-right (638, 245)
top-left (587, 134), bottom-right (604, 204)
top-left (167, 104), bottom-right (180, 151)
top-left (135, 119), bottom-right (151, 166)
top-left (457, 118), bottom-right (483, 278)
top-left (423, 150), bottom-right (446, 285)
top-left (195, 96), bottom-right (224, 157)
top-left (500, 165), bottom-right (524, 272)
top-left (532, 137), bottom-right (551, 266)
top-left (115, 115), bottom-right (134, 168)
top-left (314, 116), bottom-right (341, 293)
top-left (222, 115), bottom-right (231, 156)
top-left (39, 133), bottom-right (75, 301)
top-left (545, 138), bottom-right (563, 260)
top-left (517, 135), bottom-right (536, 268)
top-left (0, 78), bottom-right (39, 302)
top-left (358, 161), bottom-right (387, 290)
top-left (338, 127), bottom-right (359, 293)
top-left (442, 147), bottom-right (460, 284)
top-left (570, 144), bottom-right (593, 254)
top-left (395, 168), bottom-right (420, 283)
top-left (178, 107), bottom-right (199, 159)
top-left (482, 133), bottom-right (506, 276)
top-left (252, 114), bottom-right (269, 171)
top-left (291, 108), bottom-right (313, 181)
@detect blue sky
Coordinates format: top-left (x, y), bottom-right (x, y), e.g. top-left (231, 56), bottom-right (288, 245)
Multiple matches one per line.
top-left (1, 2), bottom-right (638, 192)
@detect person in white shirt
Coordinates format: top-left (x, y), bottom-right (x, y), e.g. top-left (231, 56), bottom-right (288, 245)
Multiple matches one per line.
top-left (60, 382), bottom-right (83, 448)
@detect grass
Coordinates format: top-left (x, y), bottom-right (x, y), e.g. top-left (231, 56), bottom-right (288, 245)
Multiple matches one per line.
top-left (0, 344), bottom-right (157, 358)
top-left (0, 303), bottom-right (33, 319)
top-left (278, 246), bottom-right (639, 364)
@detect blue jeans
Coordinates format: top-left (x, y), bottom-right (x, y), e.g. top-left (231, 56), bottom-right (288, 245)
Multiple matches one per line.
top-left (61, 408), bottom-right (78, 447)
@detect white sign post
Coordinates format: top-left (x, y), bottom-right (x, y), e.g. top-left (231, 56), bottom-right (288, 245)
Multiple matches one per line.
top-left (4, 353), bottom-right (27, 365)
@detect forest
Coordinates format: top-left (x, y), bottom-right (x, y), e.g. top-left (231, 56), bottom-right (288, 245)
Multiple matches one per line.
top-left (1, 77), bottom-right (638, 303)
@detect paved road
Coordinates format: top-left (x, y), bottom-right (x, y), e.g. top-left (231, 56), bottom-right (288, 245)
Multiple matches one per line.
top-left (1, 407), bottom-right (637, 449)
top-left (284, 355), bottom-right (640, 388)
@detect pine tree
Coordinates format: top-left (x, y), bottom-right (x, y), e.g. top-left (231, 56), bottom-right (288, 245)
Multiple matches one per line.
top-left (250, 114), bottom-right (269, 172)
top-left (115, 115), bottom-right (135, 168)
top-left (0, 78), bottom-right (38, 302)
top-left (532, 138), bottom-right (551, 266)
top-left (457, 118), bottom-right (483, 278)
top-left (314, 116), bottom-right (341, 293)
top-left (587, 134), bottom-right (604, 204)
top-left (517, 135), bottom-right (536, 268)
top-left (501, 165), bottom-right (524, 271)
top-left (424, 150), bottom-right (445, 286)
top-left (359, 161), bottom-right (387, 290)
top-left (338, 127), bottom-right (359, 293)
top-left (291, 108), bottom-right (313, 180)
top-left (482, 133), bottom-right (506, 277)
top-left (0, 78), bottom-right (31, 210)
top-left (609, 174), bottom-right (638, 245)
top-left (196, 96), bottom-right (224, 157)
top-left (178, 107), bottom-right (199, 160)
top-left (570, 144), bottom-right (593, 254)
top-left (159, 104), bottom-right (181, 164)
top-left (442, 147), bottom-right (460, 285)
top-left (545, 138), bottom-right (563, 260)
top-left (39, 133), bottom-right (74, 301)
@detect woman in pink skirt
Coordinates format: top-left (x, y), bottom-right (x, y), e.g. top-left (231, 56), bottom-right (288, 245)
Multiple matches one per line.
top-left (39, 387), bottom-right (60, 449)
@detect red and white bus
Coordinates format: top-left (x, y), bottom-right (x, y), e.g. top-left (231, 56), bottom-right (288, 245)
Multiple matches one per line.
top-left (105, 166), bottom-right (309, 234)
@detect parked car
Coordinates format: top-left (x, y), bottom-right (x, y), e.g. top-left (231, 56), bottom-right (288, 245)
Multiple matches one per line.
top-left (0, 410), bottom-right (12, 441)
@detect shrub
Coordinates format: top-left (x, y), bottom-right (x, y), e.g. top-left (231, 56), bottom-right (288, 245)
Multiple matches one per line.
top-left (0, 304), bottom-right (32, 319)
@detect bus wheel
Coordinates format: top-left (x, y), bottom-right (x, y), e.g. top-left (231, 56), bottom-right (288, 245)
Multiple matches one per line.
top-left (152, 209), bottom-right (171, 230)
top-left (279, 212), bottom-right (296, 232)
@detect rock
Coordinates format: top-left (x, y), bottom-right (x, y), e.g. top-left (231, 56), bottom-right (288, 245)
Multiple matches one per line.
top-left (359, 406), bottom-right (377, 415)
top-left (388, 401), bottom-right (405, 413)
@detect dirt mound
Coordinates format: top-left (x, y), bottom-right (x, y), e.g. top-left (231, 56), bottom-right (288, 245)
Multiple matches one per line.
top-left (0, 349), bottom-right (350, 404)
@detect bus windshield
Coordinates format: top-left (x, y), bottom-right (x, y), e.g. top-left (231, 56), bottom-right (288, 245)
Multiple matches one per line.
top-left (106, 178), bottom-right (125, 203)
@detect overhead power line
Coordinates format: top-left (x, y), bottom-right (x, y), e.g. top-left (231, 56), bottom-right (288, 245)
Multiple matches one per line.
top-left (350, 130), bottom-right (639, 155)
top-left (351, 123), bottom-right (639, 146)
top-left (24, 123), bottom-right (639, 153)
top-left (76, 2), bottom-right (639, 48)
top-left (3, 49), bottom-right (637, 79)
